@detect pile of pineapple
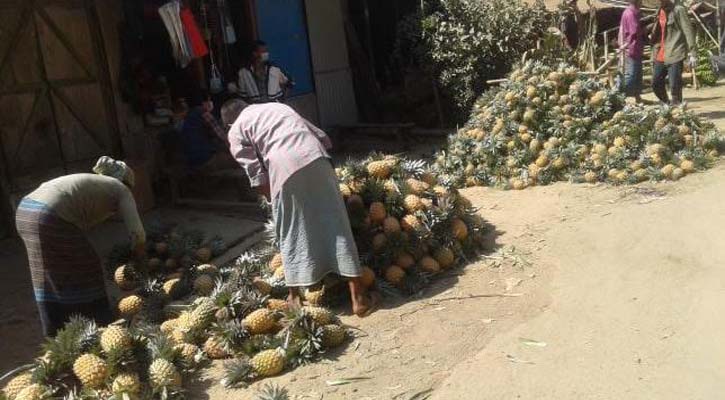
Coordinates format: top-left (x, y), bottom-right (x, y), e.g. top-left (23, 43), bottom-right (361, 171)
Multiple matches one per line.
top-left (436, 62), bottom-right (723, 190)
top-left (335, 154), bottom-right (486, 294)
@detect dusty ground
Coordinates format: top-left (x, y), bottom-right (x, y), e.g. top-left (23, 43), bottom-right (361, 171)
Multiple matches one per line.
top-left (1, 82), bottom-right (723, 399)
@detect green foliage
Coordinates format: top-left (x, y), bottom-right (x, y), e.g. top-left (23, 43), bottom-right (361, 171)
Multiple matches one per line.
top-left (419, 0), bottom-right (555, 119)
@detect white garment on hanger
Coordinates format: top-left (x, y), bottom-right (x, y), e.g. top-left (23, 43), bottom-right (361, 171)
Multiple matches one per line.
top-left (159, 1), bottom-right (192, 67)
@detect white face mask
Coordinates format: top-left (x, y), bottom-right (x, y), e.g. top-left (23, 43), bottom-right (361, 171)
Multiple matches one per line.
top-left (260, 52), bottom-right (270, 62)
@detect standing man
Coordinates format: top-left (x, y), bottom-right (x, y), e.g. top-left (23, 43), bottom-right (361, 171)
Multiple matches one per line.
top-left (220, 100), bottom-right (377, 316)
top-left (619, 0), bottom-right (645, 102)
top-left (560, 0), bottom-right (582, 50)
top-left (237, 41), bottom-right (294, 103)
top-left (651, 0), bottom-right (697, 105)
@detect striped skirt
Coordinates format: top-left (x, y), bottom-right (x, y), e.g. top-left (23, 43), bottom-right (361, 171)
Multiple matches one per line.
top-left (15, 198), bottom-right (111, 336)
top-left (275, 157), bottom-right (362, 287)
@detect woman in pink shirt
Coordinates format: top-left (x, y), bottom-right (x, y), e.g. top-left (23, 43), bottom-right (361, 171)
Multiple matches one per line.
top-left (221, 100), bottom-right (376, 316)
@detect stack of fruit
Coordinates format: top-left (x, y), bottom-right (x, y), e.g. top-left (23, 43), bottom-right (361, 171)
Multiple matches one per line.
top-left (436, 62), bottom-right (723, 190)
top-left (334, 154), bottom-right (486, 294)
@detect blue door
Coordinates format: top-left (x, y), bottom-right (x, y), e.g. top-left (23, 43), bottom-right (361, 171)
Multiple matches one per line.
top-left (255, 0), bottom-right (314, 97)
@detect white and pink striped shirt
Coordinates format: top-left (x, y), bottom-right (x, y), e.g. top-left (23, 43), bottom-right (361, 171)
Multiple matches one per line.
top-left (228, 103), bottom-right (332, 199)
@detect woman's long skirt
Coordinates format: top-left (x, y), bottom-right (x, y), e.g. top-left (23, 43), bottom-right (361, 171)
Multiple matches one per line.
top-left (15, 199), bottom-right (111, 336)
top-left (274, 157), bottom-right (362, 287)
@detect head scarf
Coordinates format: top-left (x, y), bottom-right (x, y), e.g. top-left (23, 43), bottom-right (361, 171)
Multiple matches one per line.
top-left (93, 156), bottom-right (135, 187)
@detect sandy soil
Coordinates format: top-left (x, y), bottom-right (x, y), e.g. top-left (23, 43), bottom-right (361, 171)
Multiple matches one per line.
top-left (2, 81), bottom-right (723, 400)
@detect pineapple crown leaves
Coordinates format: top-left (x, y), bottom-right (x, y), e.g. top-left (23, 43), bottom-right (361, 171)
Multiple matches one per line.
top-left (42, 316), bottom-right (100, 371)
top-left (360, 178), bottom-right (387, 204)
top-left (146, 334), bottom-right (181, 366)
top-left (255, 383), bottom-right (290, 400)
top-left (279, 311), bottom-right (325, 367)
top-left (395, 159), bottom-right (428, 180)
top-left (211, 320), bottom-right (251, 355)
top-left (220, 358), bottom-right (255, 388)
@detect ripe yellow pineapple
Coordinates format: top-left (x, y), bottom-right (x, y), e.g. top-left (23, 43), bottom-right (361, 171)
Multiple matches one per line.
top-left (395, 253), bottom-right (415, 269)
top-left (383, 216), bottom-right (401, 234)
top-left (584, 171), bottom-right (598, 183)
top-left (451, 218), bottom-right (469, 241)
top-left (528, 164), bottom-right (541, 180)
top-left (203, 336), bottom-right (230, 359)
top-left (529, 139), bottom-right (542, 152)
top-left (671, 168), bottom-right (685, 181)
top-left (369, 202), bottom-right (387, 223)
top-left (383, 179), bottom-right (398, 193)
top-left (14, 384), bottom-right (48, 400)
top-left (268, 253), bottom-right (283, 272)
top-left (267, 298), bottom-right (289, 312)
top-left (149, 359), bottom-right (182, 388)
top-left (360, 266), bottom-right (376, 288)
top-left (661, 164), bottom-right (675, 179)
top-left (434, 248), bottom-right (455, 269)
top-left (420, 256), bottom-right (441, 274)
top-left (111, 373), bottom-right (141, 396)
top-left (680, 159), bottom-right (695, 173)
top-left (403, 195), bottom-right (424, 213)
top-left (176, 343), bottom-right (200, 365)
top-left (100, 326), bottom-right (132, 353)
top-left (366, 160), bottom-right (393, 179)
top-left (250, 349), bottom-right (285, 377)
top-left (274, 266), bottom-right (286, 280)
top-left (304, 287), bottom-right (325, 306)
top-left (510, 178), bottom-right (526, 190)
top-left (3, 373), bottom-right (33, 399)
top-left (433, 185), bottom-right (447, 196)
top-left (634, 168), bottom-right (649, 182)
top-left (118, 295), bottom-right (143, 317)
top-left (243, 309), bottom-right (277, 334)
top-left (303, 306), bottom-right (334, 325)
top-left (385, 265), bottom-right (406, 286)
top-left (73, 354), bottom-right (108, 389)
top-left (616, 171), bottom-right (629, 183)
top-left (400, 215), bottom-right (422, 232)
top-left (406, 178), bottom-right (430, 195)
top-left (253, 277), bottom-right (273, 295)
top-left (339, 183), bottom-right (352, 197)
top-left (163, 278), bottom-right (183, 299)
top-left (535, 154), bottom-right (549, 168)
top-left (321, 325), bottom-right (347, 348)
top-left (630, 160), bottom-right (644, 171)
top-left (552, 157), bottom-right (566, 170)
top-left (420, 172), bottom-right (437, 186)
top-left (193, 274), bottom-right (215, 296)
top-left (196, 263), bottom-right (219, 275)
top-left (519, 132), bottom-right (532, 143)
top-left (113, 265), bottom-right (137, 291)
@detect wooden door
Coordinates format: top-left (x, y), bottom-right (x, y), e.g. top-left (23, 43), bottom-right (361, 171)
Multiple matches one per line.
top-left (0, 0), bottom-right (120, 198)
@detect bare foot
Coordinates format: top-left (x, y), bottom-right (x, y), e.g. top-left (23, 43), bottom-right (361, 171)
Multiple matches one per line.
top-left (352, 292), bottom-right (380, 317)
top-left (287, 293), bottom-right (302, 310)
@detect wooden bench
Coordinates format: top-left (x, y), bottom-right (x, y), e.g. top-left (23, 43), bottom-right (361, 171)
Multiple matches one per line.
top-left (330, 123), bottom-right (415, 151)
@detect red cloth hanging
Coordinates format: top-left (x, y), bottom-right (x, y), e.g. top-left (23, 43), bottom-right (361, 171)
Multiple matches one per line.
top-left (180, 7), bottom-right (209, 58)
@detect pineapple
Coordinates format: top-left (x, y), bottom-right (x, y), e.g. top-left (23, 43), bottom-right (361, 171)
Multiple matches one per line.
top-left (360, 266), bottom-right (376, 288)
top-left (267, 299), bottom-right (289, 312)
top-left (385, 265), bottom-right (406, 286)
top-left (253, 277), bottom-right (273, 295)
top-left (421, 172), bottom-right (438, 186)
top-left (193, 274), bottom-right (215, 296)
top-left (401, 215), bottom-right (422, 232)
top-left (196, 247), bottom-right (213, 262)
top-left (304, 287), bottom-right (325, 306)
top-left (118, 295), bottom-right (143, 317)
top-left (535, 154), bottom-right (549, 168)
top-left (680, 159), bottom-right (695, 173)
top-left (420, 256), bottom-right (441, 274)
top-left (451, 218), bottom-right (469, 241)
top-left (163, 278), bottom-right (184, 299)
top-left (187, 298), bottom-right (218, 331)
top-left (269, 253), bottom-right (284, 272)
top-left (243, 309), bottom-right (277, 334)
top-left (274, 267), bottom-right (286, 280)
top-left (303, 306), bottom-right (334, 326)
top-left (113, 265), bottom-right (137, 291)
top-left (100, 326), bottom-right (132, 353)
top-left (372, 233), bottom-right (387, 252)
top-left (204, 336), bottom-right (230, 359)
top-left (395, 253), bottom-right (416, 269)
top-left (3, 373), bottom-right (33, 399)
top-left (634, 168), bottom-right (649, 182)
top-left (406, 178), bottom-right (430, 195)
top-left (73, 354), bottom-right (108, 389)
top-left (14, 384), bottom-right (48, 400)
top-left (321, 325), bottom-right (347, 348)
top-left (256, 384), bottom-right (290, 400)
top-left (661, 164), bottom-right (675, 179)
top-left (383, 216), bottom-right (401, 234)
top-left (148, 359), bottom-right (182, 388)
top-left (671, 168), bottom-right (685, 181)
top-left (511, 179), bottom-right (526, 190)
top-left (176, 343), bottom-right (200, 365)
top-left (434, 247), bottom-right (456, 269)
top-left (366, 160), bottom-right (393, 179)
top-left (403, 195), bottom-right (425, 213)
top-left (339, 183), bottom-right (352, 197)
top-left (369, 202), bottom-right (387, 223)
top-left (111, 373), bottom-right (141, 396)
top-left (250, 349), bottom-right (286, 377)
top-left (196, 263), bottom-right (219, 275)
top-left (584, 171), bottom-right (598, 183)
top-left (346, 194), bottom-right (365, 210)
top-left (552, 157), bottom-right (566, 170)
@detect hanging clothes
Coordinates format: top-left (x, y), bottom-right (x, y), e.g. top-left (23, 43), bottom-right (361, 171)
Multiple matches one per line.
top-left (180, 6), bottom-right (209, 58)
top-left (159, 1), bottom-right (192, 67)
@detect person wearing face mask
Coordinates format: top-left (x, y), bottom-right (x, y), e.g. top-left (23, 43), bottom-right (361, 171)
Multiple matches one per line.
top-left (237, 40), bottom-right (294, 103)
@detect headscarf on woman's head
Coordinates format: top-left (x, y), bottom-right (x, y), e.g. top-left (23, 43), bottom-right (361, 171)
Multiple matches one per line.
top-left (93, 156), bottom-right (135, 187)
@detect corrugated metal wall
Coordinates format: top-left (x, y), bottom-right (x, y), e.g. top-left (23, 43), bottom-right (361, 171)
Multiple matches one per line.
top-left (304, 0), bottom-right (358, 127)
